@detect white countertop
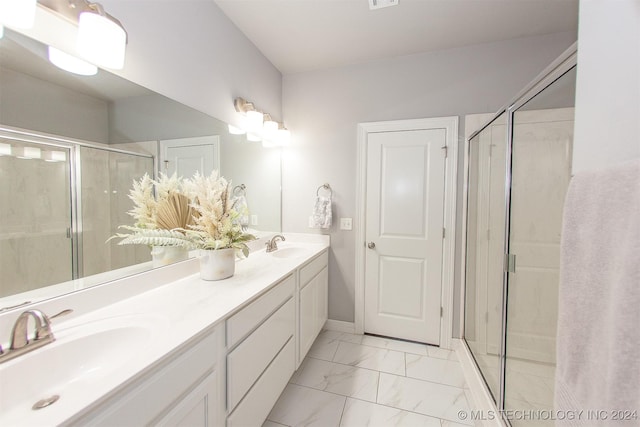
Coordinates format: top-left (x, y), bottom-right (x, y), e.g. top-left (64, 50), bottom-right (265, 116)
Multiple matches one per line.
top-left (0, 233), bottom-right (329, 426)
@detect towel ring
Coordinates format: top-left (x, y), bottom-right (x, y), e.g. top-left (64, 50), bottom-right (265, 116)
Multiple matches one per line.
top-left (316, 183), bottom-right (332, 198)
top-left (233, 184), bottom-right (246, 197)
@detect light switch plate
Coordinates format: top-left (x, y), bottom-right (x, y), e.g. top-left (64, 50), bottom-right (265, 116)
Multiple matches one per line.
top-left (250, 215), bottom-right (258, 226)
top-left (340, 218), bottom-right (353, 230)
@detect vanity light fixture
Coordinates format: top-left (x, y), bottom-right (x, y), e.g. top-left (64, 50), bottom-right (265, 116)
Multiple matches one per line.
top-left (0, 142), bottom-right (12, 156)
top-left (14, 146), bottom-right (42, 159)
top-left (233, 97), bottom-right (291, 146)
top-left (76, 2), bottom-right (127, 69)
top-left (48, 46), bottom-right (98, 76)
top-left (0, 0), bottom-right (37, 29)
top-left (43, 150), bottom-right (67, 162)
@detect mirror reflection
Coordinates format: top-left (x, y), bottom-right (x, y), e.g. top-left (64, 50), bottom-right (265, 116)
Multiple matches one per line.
top-left (0, 28), bottom-right (282, 305)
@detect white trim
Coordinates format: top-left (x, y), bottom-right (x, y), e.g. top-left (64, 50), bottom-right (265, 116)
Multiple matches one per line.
top-left (453, 338), bottom-right (505, 427)
top-left (323, 319), bottom-right (356, 334)
top-left (355, 116), bottom-right (458, 350)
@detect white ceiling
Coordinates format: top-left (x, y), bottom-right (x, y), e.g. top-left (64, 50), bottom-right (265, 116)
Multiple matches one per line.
top-left (214, 0), bottom-right (579, 74)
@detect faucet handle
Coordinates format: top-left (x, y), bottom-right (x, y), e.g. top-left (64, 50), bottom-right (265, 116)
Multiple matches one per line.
top-left (9, 309), bottom-right (54, 350)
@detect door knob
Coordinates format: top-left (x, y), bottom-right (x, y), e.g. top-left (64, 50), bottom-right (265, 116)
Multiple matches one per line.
top-left (367, 242), bottom-right (376, 249)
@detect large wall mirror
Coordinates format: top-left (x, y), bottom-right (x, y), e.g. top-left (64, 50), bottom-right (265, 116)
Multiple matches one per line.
top-left (0, 28), bottom-right (282, 308)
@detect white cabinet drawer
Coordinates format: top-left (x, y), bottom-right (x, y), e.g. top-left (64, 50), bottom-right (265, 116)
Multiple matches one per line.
top-left (227, 338), bottom-right (295, 427)
top-left (226, 274), bottom-right (295, 348)
top-left (299, 251), bottom-right (328, 288)
top-left (227, 298), bottom-right (294, 411)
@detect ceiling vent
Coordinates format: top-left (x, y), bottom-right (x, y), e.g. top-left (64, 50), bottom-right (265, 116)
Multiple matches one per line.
top-left (368, 0), bottom-right (398, 10)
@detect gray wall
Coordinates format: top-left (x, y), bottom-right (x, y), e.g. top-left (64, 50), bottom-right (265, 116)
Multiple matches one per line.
top-left (0, 66), bottom-right (109, 143)
top-left (573, 0), bottom-right (640, 173)
top-left (100, 0), bottom-right (282, 128)
top-left (281, 32), bottom-right (577, 332)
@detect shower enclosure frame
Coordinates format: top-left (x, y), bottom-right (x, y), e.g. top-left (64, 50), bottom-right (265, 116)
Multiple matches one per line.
top-left (0, 125), bottom-right (155, 281)
top-left (462, 43), bottom-right (577, 424)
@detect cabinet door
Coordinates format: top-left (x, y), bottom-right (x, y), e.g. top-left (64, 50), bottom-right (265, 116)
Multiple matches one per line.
top-left (299, 266), bottom-right (329, 362)
top-left (299, 276), bottom-right (317, 360)
top-left (156, 370), bottom-right (219, 427)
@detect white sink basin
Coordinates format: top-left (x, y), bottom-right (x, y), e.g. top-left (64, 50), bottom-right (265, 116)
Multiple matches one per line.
top-left (0, 314), bottom-right (162, 420)
top-left (269, 246), bottom-right (311, 259)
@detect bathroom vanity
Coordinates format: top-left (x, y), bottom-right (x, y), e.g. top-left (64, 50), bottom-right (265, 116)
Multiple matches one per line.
top-left (0, 234), bottom-right (329, 427)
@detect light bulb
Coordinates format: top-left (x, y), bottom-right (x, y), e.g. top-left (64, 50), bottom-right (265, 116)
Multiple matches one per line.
top-left (14, 146), bottom-right (41, 159)
top-left (277, 128), bottom-right (291, 146)
top-left (0, 142), bottom-right (11, 156)
top-left (246, 110), bottom-right (264, 133)
top-left (228, 124), bottom-right (246, 135)
top-left (0, 0), bottom-right (36, 29)
top-left (48, 47), bottom-right (98, 76)
top-left (77, 11), bottom-right (126, 69)
top-left (43, 150), bottom-right (67, 162)
top-left (263, 119), bottom-right (278, 141)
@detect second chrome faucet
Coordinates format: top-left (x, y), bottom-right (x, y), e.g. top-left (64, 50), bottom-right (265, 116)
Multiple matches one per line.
top-left (265, 235), bottom-right (285, 253)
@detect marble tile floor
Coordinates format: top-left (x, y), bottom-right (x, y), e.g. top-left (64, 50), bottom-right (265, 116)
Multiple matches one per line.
top-left (264, 330), bottom-right (478, 427)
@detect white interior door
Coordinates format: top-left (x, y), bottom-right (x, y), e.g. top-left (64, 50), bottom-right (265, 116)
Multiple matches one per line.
top-left (364, 129), bottom-right (447, 345)
top-left (160, 136), bottom-right (220, 179)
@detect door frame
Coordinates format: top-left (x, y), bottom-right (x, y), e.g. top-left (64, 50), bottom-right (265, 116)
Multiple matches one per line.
top-left (355, 116), bottom-right (458, 349)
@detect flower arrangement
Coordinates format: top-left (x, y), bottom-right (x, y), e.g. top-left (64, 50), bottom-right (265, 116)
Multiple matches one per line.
top-left (182, 171), bottom-right (255, 256)
top-left (110, 171), bottom-right (255, 257)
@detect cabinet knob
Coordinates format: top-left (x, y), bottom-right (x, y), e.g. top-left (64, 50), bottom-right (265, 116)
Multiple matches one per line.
top-left (367, 242), bottom-right (376, 249)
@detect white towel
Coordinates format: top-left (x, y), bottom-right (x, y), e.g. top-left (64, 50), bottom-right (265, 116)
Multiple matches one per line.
top-left (555, 160), bottom-right (640, 426)
top-left (310, 195), bottom-right (332, 229)
top-left (233, 195), bottom-right (249, 226)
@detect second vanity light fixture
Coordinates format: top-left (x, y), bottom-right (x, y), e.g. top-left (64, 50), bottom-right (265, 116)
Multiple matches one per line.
top-left (231, 97), bottom-right (291, 147)
top-left (0, 0), bottom-right (128, 72)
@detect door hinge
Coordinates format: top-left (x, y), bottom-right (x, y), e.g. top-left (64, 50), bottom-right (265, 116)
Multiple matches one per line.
top-left (442, 227), bottom-right (446, 239)
top-left (505, 253), bottom-right (516, 273)
top-left (441, 145), bottom-right (448, 158)
top-left (440, 306), bottom-right (443, 317)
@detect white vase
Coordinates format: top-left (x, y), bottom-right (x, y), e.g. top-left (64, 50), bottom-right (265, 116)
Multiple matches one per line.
top-left (199, 248), bottom-right (236, 281)
top-left (151, 246), bottom-right (189, 268)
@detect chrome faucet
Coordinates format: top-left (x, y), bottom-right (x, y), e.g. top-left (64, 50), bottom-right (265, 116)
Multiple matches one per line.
top-left (0, 309), bottom-right (56, 364)
top-left (265, 234), bottom-right (285, 252)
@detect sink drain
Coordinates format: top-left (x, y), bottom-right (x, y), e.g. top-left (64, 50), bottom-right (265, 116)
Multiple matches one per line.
top-left (32, 395), bottom-right (60, 410)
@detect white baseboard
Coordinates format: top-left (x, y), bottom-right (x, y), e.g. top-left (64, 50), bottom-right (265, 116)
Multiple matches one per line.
top-left (323, 319), bottom-right (356, 334)
top-left (453, 338), bottom-right (505, 427)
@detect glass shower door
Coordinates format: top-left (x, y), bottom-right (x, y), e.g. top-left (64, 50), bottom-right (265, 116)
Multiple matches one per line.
top-left (504, 67), bottom-right (576, 423)
top-left (79, 146), bottom-right (154, 278)
top-left (0, 139), bottom-right (73, 297)
top-left (465, 112), bottom-right (509, 402)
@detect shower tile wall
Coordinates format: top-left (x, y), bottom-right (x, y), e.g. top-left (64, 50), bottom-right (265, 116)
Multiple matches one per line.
top-left (0, 142), bottom-right (72, 297)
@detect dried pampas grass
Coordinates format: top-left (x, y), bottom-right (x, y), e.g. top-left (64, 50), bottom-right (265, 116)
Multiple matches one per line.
top-left (155, 192), bottom-right (195, 231)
